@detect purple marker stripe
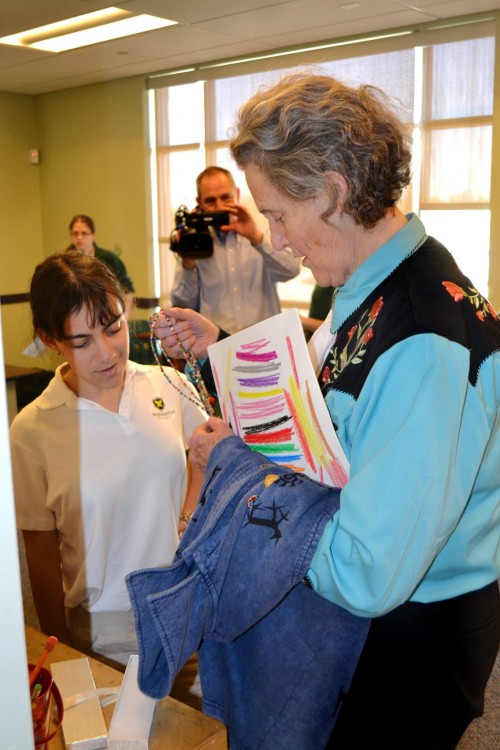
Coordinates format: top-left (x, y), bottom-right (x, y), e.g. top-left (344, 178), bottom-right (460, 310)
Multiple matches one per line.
top-left (237, 374), bottom-right (280, 387)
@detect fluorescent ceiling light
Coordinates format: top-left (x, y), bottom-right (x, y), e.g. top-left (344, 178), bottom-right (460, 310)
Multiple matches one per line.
top-left (31, 16), bottom-right (176, 53)
top-left (0, 6), bottom-right (176, 53)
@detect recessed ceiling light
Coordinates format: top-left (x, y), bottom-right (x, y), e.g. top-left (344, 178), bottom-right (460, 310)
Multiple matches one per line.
top-left (0, 6), bottom-right (176, 53)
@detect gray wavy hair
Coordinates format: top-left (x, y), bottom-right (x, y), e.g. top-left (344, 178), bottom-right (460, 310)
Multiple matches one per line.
top-left (229, 73), bottom-right (412, 228)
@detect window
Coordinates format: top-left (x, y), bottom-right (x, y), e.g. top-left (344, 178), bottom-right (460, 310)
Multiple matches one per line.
top-left (152, 33), bottom-right (494, 307)
top-left (418, 37), bottom-right (494, 296)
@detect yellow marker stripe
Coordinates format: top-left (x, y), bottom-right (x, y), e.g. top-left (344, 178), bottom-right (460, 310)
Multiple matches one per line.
top-left (289, 376), bottom-right (322, 455)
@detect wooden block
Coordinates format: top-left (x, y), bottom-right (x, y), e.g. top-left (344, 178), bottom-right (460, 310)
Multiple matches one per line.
top-left (107, 655), bottom-right (158, 750)
top-left (51, 657), bottom-right (107, 750)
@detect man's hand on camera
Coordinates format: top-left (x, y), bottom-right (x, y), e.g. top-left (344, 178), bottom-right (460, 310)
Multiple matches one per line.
top-left (222, 203), bottom-right (264, 246)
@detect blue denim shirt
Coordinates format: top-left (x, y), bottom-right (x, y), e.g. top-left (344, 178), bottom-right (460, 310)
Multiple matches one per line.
top-left (127, 436), bottom-right (369, 749)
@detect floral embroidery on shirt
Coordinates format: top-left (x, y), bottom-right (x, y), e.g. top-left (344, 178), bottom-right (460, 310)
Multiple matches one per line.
top-left (321, 296), bottom-right (384, 386)
top-left (442, 281), bottom-right (498, 322)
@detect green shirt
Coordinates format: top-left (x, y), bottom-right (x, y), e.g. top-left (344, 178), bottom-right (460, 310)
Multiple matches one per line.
top-left (95, 245), bottom-right (135, 293)
top-left (309, 284), bottom-right (335, 321)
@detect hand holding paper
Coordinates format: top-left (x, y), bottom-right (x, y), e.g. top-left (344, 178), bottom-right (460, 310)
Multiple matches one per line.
top-left (208, 309), bottom-right (349, 487)
top-left (189, 416), bottom-right (234, 471)
top-left (152, 306), bottom-right (219, 360)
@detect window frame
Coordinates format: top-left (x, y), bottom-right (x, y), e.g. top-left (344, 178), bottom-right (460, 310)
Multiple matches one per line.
top-left (150, 17), bottom-right (496, 307)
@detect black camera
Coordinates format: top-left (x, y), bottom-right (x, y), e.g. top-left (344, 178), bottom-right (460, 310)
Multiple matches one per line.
top-left (169, 205), bottom-right (230, 259)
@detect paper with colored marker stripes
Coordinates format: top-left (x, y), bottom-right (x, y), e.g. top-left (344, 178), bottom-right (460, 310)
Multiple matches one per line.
top-left (208, 308), bottom-right (348, 487)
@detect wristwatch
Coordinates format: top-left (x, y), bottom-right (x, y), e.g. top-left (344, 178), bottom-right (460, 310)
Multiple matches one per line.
top-left (180, 511), bottom-right (193, 524)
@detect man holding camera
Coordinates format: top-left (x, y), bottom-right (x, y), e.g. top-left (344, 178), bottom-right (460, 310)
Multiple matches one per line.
top-left (170, 166), bottom-right (300, 334)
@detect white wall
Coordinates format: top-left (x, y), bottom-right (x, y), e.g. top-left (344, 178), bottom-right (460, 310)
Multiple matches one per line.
top-left (0, 306), bottom-right (34, 749)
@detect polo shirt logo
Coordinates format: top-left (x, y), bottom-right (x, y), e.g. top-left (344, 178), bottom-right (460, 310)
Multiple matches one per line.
top-left (152, 398), bottom-right (165, 410)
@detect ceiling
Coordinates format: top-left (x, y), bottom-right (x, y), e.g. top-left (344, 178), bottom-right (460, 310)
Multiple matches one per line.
top-left (1, 0), bottom-right (499, 95)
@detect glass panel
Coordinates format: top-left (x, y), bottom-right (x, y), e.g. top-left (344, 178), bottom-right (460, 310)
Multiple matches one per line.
top-left (156, 151), bottom-right (170, 238)
top-left (421, 209), bottom-right (490, 298)
top-left (278, 266), bottom-right (317, 311)
top-left (153, 40), bottom-right (494, 305)
top-left (155, 82), bottom-right (204, 146)
top-left (211, 51), bottom-right (414, 310)
top-left (155, 88), bottom-right (169, 147)
top-left (157, 149), bottom-right (204, 238)
top-left (210, 147), bottom-right (319, 310)
top-left (158, 150), bottom-right (205, 303)
top-left (208, 145), bottom-right (268, 233)
top-left (427, 37), bottom-right (494, 119)
top-left (322, 49), bottom-right (414, 113)
top-left (169, 150), bottom-right (205, 212)
top-left (214, 69), bottom-right (288, 141)
top-left (159, 239), bottom-right (176, 307)
top-left (214, 49), bottom-right (414, 141)
top-left (209, 146), bottom-right (239, 177)
top-left (422, 125), bottom-right (491, 204)
top-left (398, 185), bottom-right (413, 216)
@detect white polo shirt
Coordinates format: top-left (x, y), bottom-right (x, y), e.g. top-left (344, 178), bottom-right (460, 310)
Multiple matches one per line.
top-left (10, 360), bottom-right (208, 612)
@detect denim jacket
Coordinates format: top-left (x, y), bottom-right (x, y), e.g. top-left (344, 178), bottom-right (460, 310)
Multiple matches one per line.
top-left (127, 436), bottom-right (369, 749)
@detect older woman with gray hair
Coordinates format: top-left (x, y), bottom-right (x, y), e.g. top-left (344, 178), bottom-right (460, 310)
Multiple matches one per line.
top-left (152, 73), bottom-right (500, 749)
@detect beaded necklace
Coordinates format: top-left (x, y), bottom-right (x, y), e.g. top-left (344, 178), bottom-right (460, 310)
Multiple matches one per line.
top-left (149, 311), bottom-right (214, 416)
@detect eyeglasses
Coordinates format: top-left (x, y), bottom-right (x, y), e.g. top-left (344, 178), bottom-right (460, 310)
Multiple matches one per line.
top-left (71, 231), bottom-right (92, 237)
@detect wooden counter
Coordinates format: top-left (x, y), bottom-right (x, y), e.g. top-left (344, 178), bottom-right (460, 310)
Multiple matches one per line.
top-left (26, 626), bottom-right (227, 750)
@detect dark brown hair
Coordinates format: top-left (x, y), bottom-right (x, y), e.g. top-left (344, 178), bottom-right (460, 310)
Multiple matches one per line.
top-left (69, 214), bottom-right (95, 233)
top-left (30, 251), bottom-right (124, 341)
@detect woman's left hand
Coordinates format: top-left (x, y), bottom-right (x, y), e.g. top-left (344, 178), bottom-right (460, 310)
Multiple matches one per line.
top-left (189, 417), bottom-right (234, 471)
